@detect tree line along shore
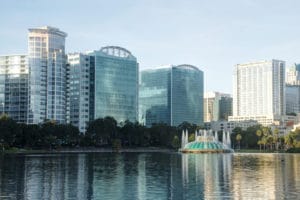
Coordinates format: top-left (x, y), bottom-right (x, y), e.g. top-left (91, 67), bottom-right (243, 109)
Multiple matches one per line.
top-left (0, 115), bottom-right (300, 153)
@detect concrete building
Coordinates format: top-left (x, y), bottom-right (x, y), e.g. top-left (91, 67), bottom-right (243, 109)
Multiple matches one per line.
top-left (204, 92), bottom-right (232, 122)
top-left (0, 55), bottom-right (28, 123)
top-left (27, 26), bottom-right (67, 124)
top-left (139, 64), bottom-right (204, 126)
top-left (229, 60), bottom-right (285, 126)
top-left (204, 120), bottom-right (259, 132)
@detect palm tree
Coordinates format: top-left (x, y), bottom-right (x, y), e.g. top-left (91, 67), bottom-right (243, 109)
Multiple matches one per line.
top-left (273, 128), bottom-right (279, 150)
top-left (284, 133), bottom-right (293, 150)
top-left (256, 130), bottom-right (262, 150)
top-left (236, 134), bottom-right (242, 150)
top-left (261, 136), bottom-right (268, 151)
top-left (257, 140), bottom-right (263, 151)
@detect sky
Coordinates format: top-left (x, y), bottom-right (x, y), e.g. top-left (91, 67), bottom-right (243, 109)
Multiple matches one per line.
top-left (1, 0), bottom-right (300, 94)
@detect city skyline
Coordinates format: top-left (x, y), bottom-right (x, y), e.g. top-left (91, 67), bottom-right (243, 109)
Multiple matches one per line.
top-left (1, 0), bottom-right (300, 93)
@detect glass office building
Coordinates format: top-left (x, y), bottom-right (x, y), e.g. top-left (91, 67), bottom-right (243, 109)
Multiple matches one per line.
top-left (67, 53), bottom-right (94, 133)
top-left (28, 26), bottom-right (67, 124)
top-left (139, 65), bottom-right (203, 126)
top-left (88, 46), bottom-right (138, 123)
top-left (0, 55), bottom-right (28, 123)
top-left (139, 67), bottom-right (171, 125)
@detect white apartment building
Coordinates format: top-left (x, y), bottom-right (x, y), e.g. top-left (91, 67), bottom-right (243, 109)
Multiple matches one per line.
top-left (229, 60), bottom-right (285, 126)
top-left (27, 26), bottom-right (67, 124)
top-left (67, 53), bottom-right (93, 133)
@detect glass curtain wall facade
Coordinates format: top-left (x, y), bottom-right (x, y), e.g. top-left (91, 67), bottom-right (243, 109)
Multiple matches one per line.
top-left (67, 53), bottom-right (94, 133)
top-left (88, 46), bottom-right (138, 123)
top-left (139, 65), bottom-right (204, 127)
top-left (28, 26), bottom-right (67, 124)
top-left (286, 85), bottom-right (300, 115)
top-left (139, 68), bottom-right (171, 125)
top-left (0, 55), bottom-right (28, 123)
top-left (171, 65), bottom-right (203, 126)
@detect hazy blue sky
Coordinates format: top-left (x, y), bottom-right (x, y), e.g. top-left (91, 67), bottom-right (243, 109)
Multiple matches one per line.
top-left (1, 0), bottom-right (300, 93)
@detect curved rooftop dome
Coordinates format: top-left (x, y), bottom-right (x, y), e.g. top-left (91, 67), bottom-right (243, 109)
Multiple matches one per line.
top-left (176, 64), bottom-right (200, 71)
top-left (100, 46), bottom-right (134, 59)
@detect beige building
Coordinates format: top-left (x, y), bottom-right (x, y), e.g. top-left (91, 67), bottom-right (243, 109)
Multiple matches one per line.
top-left (204, 91), bottom-right (232, 122)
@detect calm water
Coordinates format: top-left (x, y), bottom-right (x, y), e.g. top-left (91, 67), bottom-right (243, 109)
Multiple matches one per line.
top-left (0, 153), bottom-right (299, 200)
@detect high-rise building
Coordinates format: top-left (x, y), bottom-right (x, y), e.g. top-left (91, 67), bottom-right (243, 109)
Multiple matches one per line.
top-left (286, 63), bottom-right (300, 85)
top-left (88, 46), bottom-right (138, 123)
top-left (204, 92), bottom-right (232, 122)
top-left (286, 85), bottom-right (300, 115)
top-left (229, 60), bottom-right (285, 125)
top-left (66, 53), bottom-right (94, 133)
top-left (285, 63), bottom-right (300, 115)
top-left (139, 64), bottom-right (203, 126)
top-left (27, 26), bottom-right (67, 124)
top-left (0, 55), bottom-right (28, 123)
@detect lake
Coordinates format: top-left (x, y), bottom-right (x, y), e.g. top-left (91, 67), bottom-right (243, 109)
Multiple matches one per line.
top-left (0, 152), bottom-right (299, 199)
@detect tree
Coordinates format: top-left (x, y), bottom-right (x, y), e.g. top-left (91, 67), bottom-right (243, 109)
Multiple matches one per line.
top-left (171, 135), bottom-right (180, 149)
top-left (188, 133), bottom-right (195, 142)
top-left (273, 128), bottom-right (279, 150)
top-left (236, 134), bottom-right (242, 150)
top-left (261, 136), bottom-right (268, 151)
top-left (0, 115), bottom-right (20, 148)
top-left (86, 117), bottom-right (118, 146)
top-left (256, 130), bottom-right (262, 151)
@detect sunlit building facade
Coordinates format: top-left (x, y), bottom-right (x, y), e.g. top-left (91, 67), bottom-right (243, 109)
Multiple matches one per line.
top-left (204, 92), bottom-right (232, 122)
top-left (27, 26), bottom-right (67, 124)
top-left (139, 64), bottom-right (203, 126)
top-left (0, 55), bottom-right (28, 123)
top-left (286, 63), bottom-right (300, 85)
top-left (229, 60), bottom-right (285, 125)
top-left (66, 53), bottom-right (94, 133)
top-left (88, 46), bottom-right (139, 123)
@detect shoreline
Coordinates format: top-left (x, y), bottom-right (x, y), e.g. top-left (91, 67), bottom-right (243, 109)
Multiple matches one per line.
top-left (1, 147), bottom-right (298, 154)
top-left (0, 147), bottom-right (177, 154)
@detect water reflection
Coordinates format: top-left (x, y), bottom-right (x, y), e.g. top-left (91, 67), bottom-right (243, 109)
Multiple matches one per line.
top-left (0, 153), bottom-right (299, 199)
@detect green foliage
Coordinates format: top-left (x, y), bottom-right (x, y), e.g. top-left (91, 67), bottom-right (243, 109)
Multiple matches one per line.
top-left (0, 115), bottom-right (20, 148)
top-left (231, 126), bottom-right (261, 149)
top-left (188, 133), bottom-right (195, 142)
top-left (112, 139), bottom-right (122, 152)
top-left (0, 117), bottom-right (80, 150)
top-left (284, 129), bottom-right (300, 150)
top-left (236, 134), bottom-right (242, 142)
top-left (171, 135), bottom-right (180, 149)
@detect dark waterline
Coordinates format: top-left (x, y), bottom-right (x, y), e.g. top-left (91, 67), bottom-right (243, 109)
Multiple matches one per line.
top-left (0, 153), bottom-right (299, 200)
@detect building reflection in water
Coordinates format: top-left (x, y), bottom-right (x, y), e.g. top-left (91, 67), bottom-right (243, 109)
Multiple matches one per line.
top-left (0, 153), bottom-right (299, 199)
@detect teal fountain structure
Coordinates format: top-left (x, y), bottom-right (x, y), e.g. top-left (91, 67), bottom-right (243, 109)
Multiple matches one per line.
top-left (180, 130), bottom-right (234, 153)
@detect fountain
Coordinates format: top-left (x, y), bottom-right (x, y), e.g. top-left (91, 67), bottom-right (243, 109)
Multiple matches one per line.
top-left (180, 129), bottom-right (234, 153)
